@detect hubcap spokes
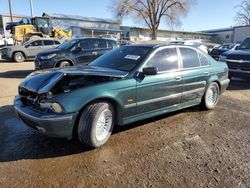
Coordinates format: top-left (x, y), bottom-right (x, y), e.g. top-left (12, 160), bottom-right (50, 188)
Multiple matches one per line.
top-left (206, 86), bottom-right (218, 106)
top-left (96, 109), bottom-right (112, 141)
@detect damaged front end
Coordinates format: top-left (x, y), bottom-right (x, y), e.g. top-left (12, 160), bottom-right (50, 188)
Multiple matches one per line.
top-left (14, 67), bottom-right (127, 138)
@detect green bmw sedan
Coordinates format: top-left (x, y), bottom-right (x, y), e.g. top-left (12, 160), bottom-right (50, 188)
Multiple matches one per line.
top-left (14, 44), bottom-right (230, 148)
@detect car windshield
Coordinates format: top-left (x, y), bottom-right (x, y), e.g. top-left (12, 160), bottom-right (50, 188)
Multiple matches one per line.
top-left (89, 46), bottom-right (152, 72)
top-left (57, 39), bottom-right (78, 50)
top-left (238, 38), bottom-right (250, 50)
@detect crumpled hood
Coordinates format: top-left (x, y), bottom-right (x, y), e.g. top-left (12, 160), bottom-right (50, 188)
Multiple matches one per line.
top-left (20, 66), bottom-right (128, 94)
top-left (223, 49), bottom-right (250, 60)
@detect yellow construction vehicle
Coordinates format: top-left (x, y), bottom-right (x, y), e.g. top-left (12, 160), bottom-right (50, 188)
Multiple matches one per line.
top-left (11, 17), bottom-right (72, 44)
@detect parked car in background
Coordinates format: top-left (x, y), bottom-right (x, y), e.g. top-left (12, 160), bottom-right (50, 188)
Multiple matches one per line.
top-left (219, 37), bottom-right (250, 80)
top-left (1, 38), bottom-right (61, 62)
top-left (14, 44), bottom-right (229, 148)
top-left (34, 37), bottom-right (118, 70)
top-left (210, 43), bottom-right (239, 60)
top-left (170, 40), bottom-right (208, 54)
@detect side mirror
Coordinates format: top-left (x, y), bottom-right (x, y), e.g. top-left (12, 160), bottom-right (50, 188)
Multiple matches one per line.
top-left (235, 46), bottom-right (240, 50)
top-left (142, 67), bottom-right (158, 76)
top-left (25, 44), bottom-right (30, 48)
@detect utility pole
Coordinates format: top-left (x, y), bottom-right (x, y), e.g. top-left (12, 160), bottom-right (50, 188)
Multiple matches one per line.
top-left (8, 0), bottom-right (13, 22)
top-left (30, 0), bottom-right (34, 17)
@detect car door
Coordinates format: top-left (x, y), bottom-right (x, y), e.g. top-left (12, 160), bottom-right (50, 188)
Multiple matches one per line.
top-left (72, 39), bottom-right (95, 64)
top-left (25, 40), bottom-right (43, 57)
top-left (136, 47), bottom-right (183, 115)
top-left (178, 47), bottom-right (210, 106)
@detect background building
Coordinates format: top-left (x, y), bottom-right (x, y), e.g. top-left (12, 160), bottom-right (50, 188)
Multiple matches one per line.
top-left (43, 13), bottom-right (122, 38)
top-left (1, 12), bottom-right (250, 44)
top-left (121, 26), bottom-right (214, 42)
top-left (233, 25), bottom-right (250, 43)
top-left (202, 25), bottom-right (250, 44)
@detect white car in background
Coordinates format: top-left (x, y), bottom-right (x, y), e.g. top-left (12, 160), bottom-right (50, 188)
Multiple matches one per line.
top-left (170, 40), bottom-right (208, 54)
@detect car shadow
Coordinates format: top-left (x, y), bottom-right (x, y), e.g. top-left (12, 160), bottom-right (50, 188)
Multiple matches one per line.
top-left (0, 70), bottom-right (33, 79)
top-left (0, 105), bottom-right (202, 162)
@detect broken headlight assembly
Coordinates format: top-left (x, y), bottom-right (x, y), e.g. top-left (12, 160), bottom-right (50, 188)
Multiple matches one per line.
top-left (39, 101), bottom-right (64, 113)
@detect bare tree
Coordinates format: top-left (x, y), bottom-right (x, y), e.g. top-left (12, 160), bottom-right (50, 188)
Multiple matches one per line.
top-left (235, 0), bottom-right (250, 25)
top-left (111, 0), bottom-right (195, 39)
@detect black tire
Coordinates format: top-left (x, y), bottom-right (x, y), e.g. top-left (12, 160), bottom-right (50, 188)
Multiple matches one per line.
top-left (201, 82), bottom-right (220, 110)
top-left (58, 61), bottom-right (71, 68)
top-left (13, 52), bottom-right (25, 63)
top-left (78, 102), bottom-right (114, 148)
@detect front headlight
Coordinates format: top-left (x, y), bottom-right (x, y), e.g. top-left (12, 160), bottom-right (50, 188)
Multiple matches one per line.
top-left (219, 55), bottom-right (227, 62)
top-left (40, 102), bottom-right (63, 113)
top-left (40, 53), bottom-right (57, 60)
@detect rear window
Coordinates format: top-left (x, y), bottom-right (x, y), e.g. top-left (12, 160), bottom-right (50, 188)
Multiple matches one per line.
top-left (198, 52), bottom-right (210, 66)
top-left (179, 48), bottom-right (200, 68)
top-left (90, 46), bottom-right (152, 72)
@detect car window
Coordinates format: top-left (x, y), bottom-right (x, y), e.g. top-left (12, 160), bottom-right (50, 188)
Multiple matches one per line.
top-left (107, 40), bottom-right (118, 48)
top-left (29, 40), bottom-right (43, 47)
top-left (43, 40), bottom-right (54, 46)
top-left (90, 46), bottom-right (152, 72)
top-left (97, 39), bottom-right (107, 49)
top-left (54, 40), bottom-right (60, 45)
top-left (74, 40), bottom-right (91, 50)
top-left (198, 52), bottom-right (210, 66)
top-left (145, 48), bottom-right (178, 72)
top-left (179, 48), bottom-right (200, 69)
top-left (90, 39), bottom-right (99, 49)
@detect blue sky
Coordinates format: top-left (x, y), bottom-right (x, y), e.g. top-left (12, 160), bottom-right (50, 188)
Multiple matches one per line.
top-left (0, 0), bottom-right (240, 31)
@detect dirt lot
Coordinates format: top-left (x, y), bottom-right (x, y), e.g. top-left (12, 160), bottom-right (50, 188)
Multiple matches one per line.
top-left (0, 60), bottom-right (249, 188)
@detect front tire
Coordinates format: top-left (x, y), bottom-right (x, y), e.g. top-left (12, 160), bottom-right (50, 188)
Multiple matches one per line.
top-left (78, 102), bottom-right (114, 148)
top-left (201, 82), bottom-right (220, 110)
top-left (58, 61), bottom-right (71, 68)
top-left (13, 52), bottom-right (25, 63)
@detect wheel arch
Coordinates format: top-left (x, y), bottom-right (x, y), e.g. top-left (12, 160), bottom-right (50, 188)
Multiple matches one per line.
top-left (207, 75), bottom-right (221, 93)
top-left (12, 51), bottom-right (27, 59)
top-left (72, 97), bottom-right (123, 138)
top-left (55, 59), bottom-right (75, 67)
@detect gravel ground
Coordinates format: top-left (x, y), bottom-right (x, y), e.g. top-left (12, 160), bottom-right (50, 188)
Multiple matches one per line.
top-left (0, 61), bottom-right (249, 188)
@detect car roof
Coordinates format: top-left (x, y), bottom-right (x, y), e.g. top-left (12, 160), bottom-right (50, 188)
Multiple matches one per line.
top-left (125, 43), bottom-right (200, 49)
top-left (74, 37), bottom-right (117, 41)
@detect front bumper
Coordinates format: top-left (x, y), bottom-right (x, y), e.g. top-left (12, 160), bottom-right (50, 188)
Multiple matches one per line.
top-left (34, 58), bottom-right (56, 70)
top-left (14, 97), bottom-right (78, 139)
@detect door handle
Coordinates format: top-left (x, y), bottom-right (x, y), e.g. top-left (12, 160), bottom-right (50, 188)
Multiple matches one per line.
top-left (204, 72), bottom-right (209, 76)
top-left (175, 76), bottom-right (182, 81)
top-left (92, 51), bottom-right (98, 55)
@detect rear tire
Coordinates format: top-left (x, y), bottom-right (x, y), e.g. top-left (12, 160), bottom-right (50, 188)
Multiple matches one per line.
top-left (201, 82), bottom-right (220, 110)
top-left (58, 61), bottom-right (71, 68)
top-left (78, 102), bottom-right (114, 148)
top-left (13, 52), bottom-right (25, 63)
